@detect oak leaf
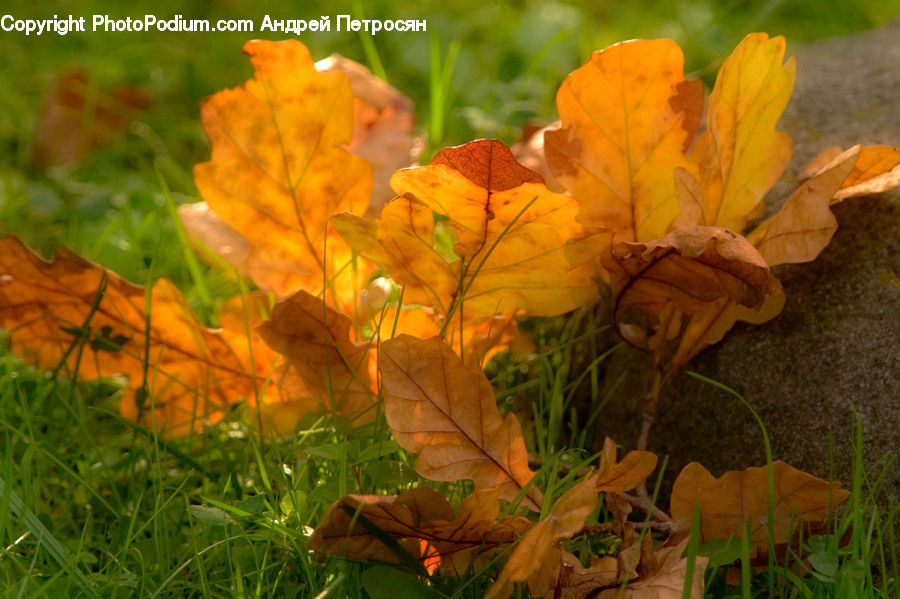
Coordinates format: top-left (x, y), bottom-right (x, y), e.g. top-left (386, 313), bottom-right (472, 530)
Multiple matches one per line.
top-left (677, 33), bottom-right (795, 233)
top-left (595, 437), bottom-right (658, 493)
top-left (545, 39), bottom-right (704, 241)
top-left (601, 226), bottom-right (781, 372)
top-left (310, 487), bottom-right (529, 575)
top-left (314, 53), bottom-right (425, 215)
top-left (256, 290), bottom-right (377, 425)
top-left (379, 334), bottom-right (542, 510)
top-left (334, 139), bottom-right (607, 319)
top-left (748, 145), bottom-right (900, 266)
top-left (485, 474), bottom-right (599, 599)
top-left (0, 235), bottom-right (267, 436)
top-left (192, 39), bottom-right (372, 310)
top-left (670, 461), bottom-right (850, 557)
top-left (595, 538), bottom-right (708, 599)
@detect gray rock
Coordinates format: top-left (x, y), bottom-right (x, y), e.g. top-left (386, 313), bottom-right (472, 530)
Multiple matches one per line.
top-left (593, 21), bottom-right (900, 506)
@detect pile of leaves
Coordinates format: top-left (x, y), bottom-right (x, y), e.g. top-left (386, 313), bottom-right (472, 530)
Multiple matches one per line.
top-left (2, 34), bottom-right (899, 597)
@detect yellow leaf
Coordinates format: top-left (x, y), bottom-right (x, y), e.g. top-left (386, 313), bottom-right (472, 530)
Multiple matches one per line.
top-left (670, 461), bottom-right (850, 557)
top-left (379, 334), bottom-right (542, 510)
top-left (684, 33), bottom-right (795, 232)
top-left (336, 139), bottom-right (606, 318)
top-left (545, 39), bottom-right (704, 242)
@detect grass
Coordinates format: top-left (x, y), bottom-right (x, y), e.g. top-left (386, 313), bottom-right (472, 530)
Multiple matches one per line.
top-left (1, 0), bottom-right (899, 597)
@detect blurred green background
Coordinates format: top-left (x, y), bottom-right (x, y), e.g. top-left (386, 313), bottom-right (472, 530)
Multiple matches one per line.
top-left (1, 0), bottom-right (898, 315)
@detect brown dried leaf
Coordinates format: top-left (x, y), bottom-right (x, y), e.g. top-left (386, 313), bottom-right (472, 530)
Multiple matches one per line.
top-left (310, 487), bottom-right (529, 575)
top-left (256, 290), bottom-right (377, 425)
top-left (601, 226), bottom-right (781, 372)
top-left (670, 461), bottom-right (851, 557)
top-left (485, 474), bottom-right (599, 599)
top-left (379, 334), bottom-right (542, 510)
top-left (596, 437), bottom-right (658, 493)
top-left (596, 538), bottom-right (708, 599)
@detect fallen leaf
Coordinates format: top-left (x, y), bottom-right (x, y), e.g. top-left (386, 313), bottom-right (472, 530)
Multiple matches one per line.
top-left (0, 235), bottom-right (265, 436)
top-left (601, 226), bottom-right (781, 372)
top-left (747, 147), bottom-right (859, 266)
top-left (545, 39), bottom-right (704, 242)
top-left (193, 40), bottom-right (372, 309)
top-left (335, 139), bottom-right (606, 318)
top-left (832, 145), bottom-right (900, 200)
top-left (315, 53), bottom-right (425, 214)
top-left (670, 461), bottom-right (851, 557)
top-left (379, 334), bottom-right (542, 509)
top-left (679, 33), bottom-right (795, 232)
top-left (310, 487), bottom-right (529, 575)
top-left (596, 538), bottom-right (708, 599)
top-left (485, 474), bottom-right (599, 599)
top-left (256, 290), bottom-right (377, 425)
top-left (595, 437), bottom-right (658, 493)
top-left (32, 68), bottom-right (151, 167)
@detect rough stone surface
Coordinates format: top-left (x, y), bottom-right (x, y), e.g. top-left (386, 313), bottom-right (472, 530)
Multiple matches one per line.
top-left (592, 21), bottom-right (900, 504)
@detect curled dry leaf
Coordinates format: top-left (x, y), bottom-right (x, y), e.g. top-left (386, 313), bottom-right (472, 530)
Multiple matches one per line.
top-left (334, 138), bottom-right (607, 318)
top-left (192, 39), bottom-right (371, 309)
top-left (0, 235), bottom-right (272, 436)
top-left (602, 226), bottom-right (781, 372)
top-left (256, 290), bottom-right (377, 425)
top-left (310, 487), bottom-right (530, 575)
top-left (379, 334), bottom-right (542, 510)
top-left (595, 537), bottom-right (708, 599)
top-left (485, 474), bottom-right (599, 599)
top-left (677, 33), bottom-right (796, 233)
top-left (595, 437), bottom-right (658, 493)
top-left (670, 461), bottom-right (851, 557)
top-left (545, 38), bottom-right (704, 242)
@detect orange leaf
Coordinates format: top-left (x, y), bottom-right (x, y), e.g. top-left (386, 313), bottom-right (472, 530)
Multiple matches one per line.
top-left (485, 474), bottom-right (599, 599)
top-left (193, 40), bottom-right (372, 309)
top-left (601, 226), bottom-right (782, 372)
top-left (670, 461), bottom-right (850, 557)
top-left (595, 437), bottom-right (658, 493)
top-left (545, 39), bottom-right (704, 242)
top-left (0, 235), bottom-right (265, 436)
top-left (379, 335), bottom-right (542, 510)
top-left (680, 33), bottom-right (795, 232)
top-left (310, 487), bottom-right (529, 575)
top-left (335, 139), bottom-right (607, 318)
top-left (256, 290), bottom-right (377, 425)
top-left (315, 53), bottom-right (425, 215)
